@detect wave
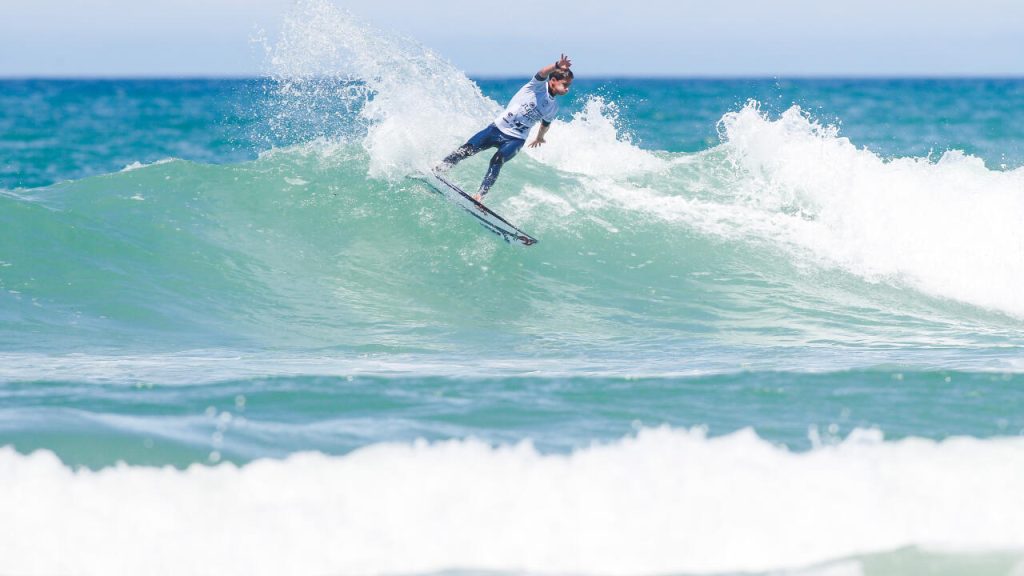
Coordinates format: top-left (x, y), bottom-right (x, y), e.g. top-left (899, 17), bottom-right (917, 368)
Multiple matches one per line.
top-left (3, 427), bottom-right (1024, 575)
top-left (3, 116), bottom-right (1022, 356)
top-left (2, 1), bottom-right (1023, 360)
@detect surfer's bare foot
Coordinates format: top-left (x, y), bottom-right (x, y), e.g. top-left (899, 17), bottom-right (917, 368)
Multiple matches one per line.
top-left (472, 193), bottom-right (483, 202)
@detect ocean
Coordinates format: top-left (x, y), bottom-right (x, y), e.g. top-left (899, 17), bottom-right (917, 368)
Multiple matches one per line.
top-left (3, 4), bottom-right (1024, 576)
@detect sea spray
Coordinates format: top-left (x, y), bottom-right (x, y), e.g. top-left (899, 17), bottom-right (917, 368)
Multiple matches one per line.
top-left (262, 0), bottom-right (496, 177)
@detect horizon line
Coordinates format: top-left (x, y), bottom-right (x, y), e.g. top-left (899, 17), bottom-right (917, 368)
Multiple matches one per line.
top-left (3, 73), bottom-right (1024, 81)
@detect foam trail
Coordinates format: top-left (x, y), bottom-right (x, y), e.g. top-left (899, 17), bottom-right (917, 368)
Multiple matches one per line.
top-left (3, 427), bottom-right (1024, 575)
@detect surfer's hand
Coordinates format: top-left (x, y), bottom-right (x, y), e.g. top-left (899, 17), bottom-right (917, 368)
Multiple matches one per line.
top-left (556, 54), bottom-right (572, 70)
top-left (529, 137), bottom-right (546, 148)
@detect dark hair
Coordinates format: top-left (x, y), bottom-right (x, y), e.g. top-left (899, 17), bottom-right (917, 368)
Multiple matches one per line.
top-left (550, 69), bottom-right (574, 81)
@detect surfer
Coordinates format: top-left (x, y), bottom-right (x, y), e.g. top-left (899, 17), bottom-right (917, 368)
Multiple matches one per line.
top-left (434, 54), bottom-right (574, 202)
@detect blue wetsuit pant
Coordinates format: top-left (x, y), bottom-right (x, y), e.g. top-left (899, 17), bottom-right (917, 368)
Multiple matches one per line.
top-left (440, 124), bottom-right (526, 197)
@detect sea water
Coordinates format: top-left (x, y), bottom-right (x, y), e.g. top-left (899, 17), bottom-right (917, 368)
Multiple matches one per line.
top-left (2, 2), bottom-right (1024, 575)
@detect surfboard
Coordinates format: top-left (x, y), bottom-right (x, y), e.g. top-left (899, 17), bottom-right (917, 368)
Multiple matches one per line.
top-left (420, 170), bottom-right (538, 246)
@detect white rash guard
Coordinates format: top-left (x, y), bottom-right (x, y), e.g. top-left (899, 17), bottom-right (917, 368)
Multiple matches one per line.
top-left (493, 75), bottom-right (559, 140)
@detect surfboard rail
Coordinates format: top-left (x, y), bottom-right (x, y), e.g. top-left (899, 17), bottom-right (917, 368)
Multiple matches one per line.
top-left (421, 170), bottom-right (538, 246)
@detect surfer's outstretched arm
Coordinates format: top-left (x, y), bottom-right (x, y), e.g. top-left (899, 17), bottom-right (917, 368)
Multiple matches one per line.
top-left (529, 123), bottom-right (551, 148)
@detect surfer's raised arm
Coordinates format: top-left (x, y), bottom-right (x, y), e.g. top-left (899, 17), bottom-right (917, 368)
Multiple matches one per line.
top-left (434, 54), bottom-right (574, 201)
top-left (528, 55), bottom-right (573, 149)
top-left (535, 54), bottom-right (573, 81)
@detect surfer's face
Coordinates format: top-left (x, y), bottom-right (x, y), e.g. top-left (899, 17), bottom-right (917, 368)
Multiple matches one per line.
top-left (548, 77), bottom-right (572, 96)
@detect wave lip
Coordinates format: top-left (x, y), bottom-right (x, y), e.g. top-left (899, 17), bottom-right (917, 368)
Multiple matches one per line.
top-left (3, 427), bottom-right (1024, 575)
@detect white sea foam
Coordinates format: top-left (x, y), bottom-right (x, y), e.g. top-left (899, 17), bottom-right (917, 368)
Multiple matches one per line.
top-left (2, 427), bottom-right (1024, 575)
top-left (120, 158), bottom-right (175, 172)
top-left (525, 97), bottom-right (667, 176)
top-left (711, 103), bottom-right (1024, 318)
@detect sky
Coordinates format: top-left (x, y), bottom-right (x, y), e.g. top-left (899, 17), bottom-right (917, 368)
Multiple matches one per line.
top-left (3, 0), bottom-right (1024, 77)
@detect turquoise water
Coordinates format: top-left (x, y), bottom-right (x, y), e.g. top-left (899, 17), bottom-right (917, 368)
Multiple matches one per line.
top-left (3, 6), bottom-right (1024, 576)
